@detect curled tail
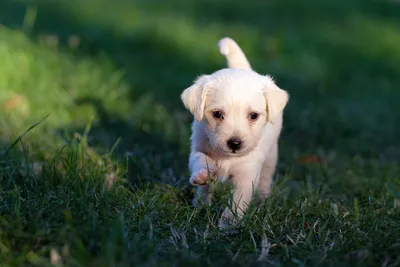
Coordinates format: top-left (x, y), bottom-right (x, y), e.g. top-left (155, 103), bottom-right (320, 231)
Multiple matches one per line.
top-left (218, 37), bottom-right (251, 70)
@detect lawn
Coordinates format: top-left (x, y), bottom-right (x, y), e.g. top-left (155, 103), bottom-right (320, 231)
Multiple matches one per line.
top-left (0, 0), bottom-right (399, 266)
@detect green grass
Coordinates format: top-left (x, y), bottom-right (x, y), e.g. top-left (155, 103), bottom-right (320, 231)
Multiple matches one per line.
top-left (0, 0), bottom-right (400, 266)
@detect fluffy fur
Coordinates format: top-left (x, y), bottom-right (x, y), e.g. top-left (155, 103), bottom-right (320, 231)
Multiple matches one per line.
top-left (181, 37), bottom-right (289, 228)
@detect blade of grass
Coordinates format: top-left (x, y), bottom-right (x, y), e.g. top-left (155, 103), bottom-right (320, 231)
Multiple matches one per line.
top-left (4, 114), bottom-right (50, 155)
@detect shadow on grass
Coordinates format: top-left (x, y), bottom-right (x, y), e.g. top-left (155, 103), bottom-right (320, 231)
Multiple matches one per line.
top-left (66, 96), bottom-right (189, 185)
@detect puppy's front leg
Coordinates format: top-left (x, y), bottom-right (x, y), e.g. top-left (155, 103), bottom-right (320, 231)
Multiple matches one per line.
top-left (219, 165), bottom-right (259, 229)
top-left (189, 151), bottom-right (218, 185)
top-left (189, 151), bottom-right (218, 206)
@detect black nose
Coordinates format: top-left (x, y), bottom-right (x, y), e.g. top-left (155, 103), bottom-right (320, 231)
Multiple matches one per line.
top-left (227, 137), bottom-right (242, 151)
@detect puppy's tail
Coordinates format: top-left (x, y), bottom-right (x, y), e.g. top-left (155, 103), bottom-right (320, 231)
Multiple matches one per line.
top-left (218, 37), bottom-right (251, 70)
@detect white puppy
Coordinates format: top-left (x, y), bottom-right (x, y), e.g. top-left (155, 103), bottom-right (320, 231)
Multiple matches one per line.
top-left (181, 37), bottom-right (289, 228)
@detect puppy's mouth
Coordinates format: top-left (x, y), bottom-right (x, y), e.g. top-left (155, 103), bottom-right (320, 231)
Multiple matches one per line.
top-left (214, 145), bottom-right (244, 156)
top-left (213, 146), bottom-right (250, 157)
top-left (228, 144), bottom-right (258, 156)
top-left (227, 148), bottom-right (248, 156)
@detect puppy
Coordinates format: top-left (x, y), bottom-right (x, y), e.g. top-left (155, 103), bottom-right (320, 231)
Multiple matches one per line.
top-left (180, 37), bottom-right (289, 228)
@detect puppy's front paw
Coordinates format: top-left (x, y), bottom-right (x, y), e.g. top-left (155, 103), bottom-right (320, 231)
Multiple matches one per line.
top-left (190, 169), bottom-right (217, 186)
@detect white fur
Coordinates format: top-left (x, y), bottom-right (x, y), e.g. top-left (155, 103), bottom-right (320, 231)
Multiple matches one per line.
top-left (181, 37), bottom-right (289, 228)
top-left (218, 37), bottom-right (251, 70)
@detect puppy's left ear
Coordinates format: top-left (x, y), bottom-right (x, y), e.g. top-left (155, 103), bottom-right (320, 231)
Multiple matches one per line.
top-left (263, 80), bottom-right (289, 124)
top-left (181, 75), bottom-right (210, 121)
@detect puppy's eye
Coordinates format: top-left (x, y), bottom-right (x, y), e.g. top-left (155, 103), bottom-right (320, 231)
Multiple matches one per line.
top-left (249, 112), bottom-right (259, 121)
top-left (212, 110), bottom-right (224, 120)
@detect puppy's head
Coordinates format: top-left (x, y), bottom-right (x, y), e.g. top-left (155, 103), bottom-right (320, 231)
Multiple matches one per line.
top-left (181, 68), bottom-right (288, 156)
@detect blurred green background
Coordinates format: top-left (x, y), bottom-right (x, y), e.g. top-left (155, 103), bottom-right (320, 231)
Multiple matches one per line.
top-left (0, 0), bottom-right (399, 266)
top-left (2, 0), bottom-right (400, 166)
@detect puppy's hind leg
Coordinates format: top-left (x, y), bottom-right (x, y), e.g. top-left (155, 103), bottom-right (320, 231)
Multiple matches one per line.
top-left (218, 37), bottom-right (252, 70)
top-left (257, 143), bottom-right (278, 202)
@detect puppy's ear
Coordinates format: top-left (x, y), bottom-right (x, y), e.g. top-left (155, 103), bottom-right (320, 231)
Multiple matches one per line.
top-left (181, 75), bottom-right (210, 121)
top-left (263, 80), bottom-right (289, 124)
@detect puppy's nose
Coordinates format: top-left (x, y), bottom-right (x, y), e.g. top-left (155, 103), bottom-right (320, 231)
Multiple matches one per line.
top-left (227, 137), bottom-right (242, 151)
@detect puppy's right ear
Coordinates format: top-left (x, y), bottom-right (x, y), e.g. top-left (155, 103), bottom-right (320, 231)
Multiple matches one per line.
top-left (181, 75), bottom-right (210, 121)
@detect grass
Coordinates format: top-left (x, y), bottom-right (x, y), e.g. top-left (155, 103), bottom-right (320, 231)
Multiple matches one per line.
top-left (0, 0), bottom-right (399, 266)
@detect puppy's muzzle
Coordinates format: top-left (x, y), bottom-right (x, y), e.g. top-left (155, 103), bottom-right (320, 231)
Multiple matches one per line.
top-left (227, 137), bottom-right (242, 152)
